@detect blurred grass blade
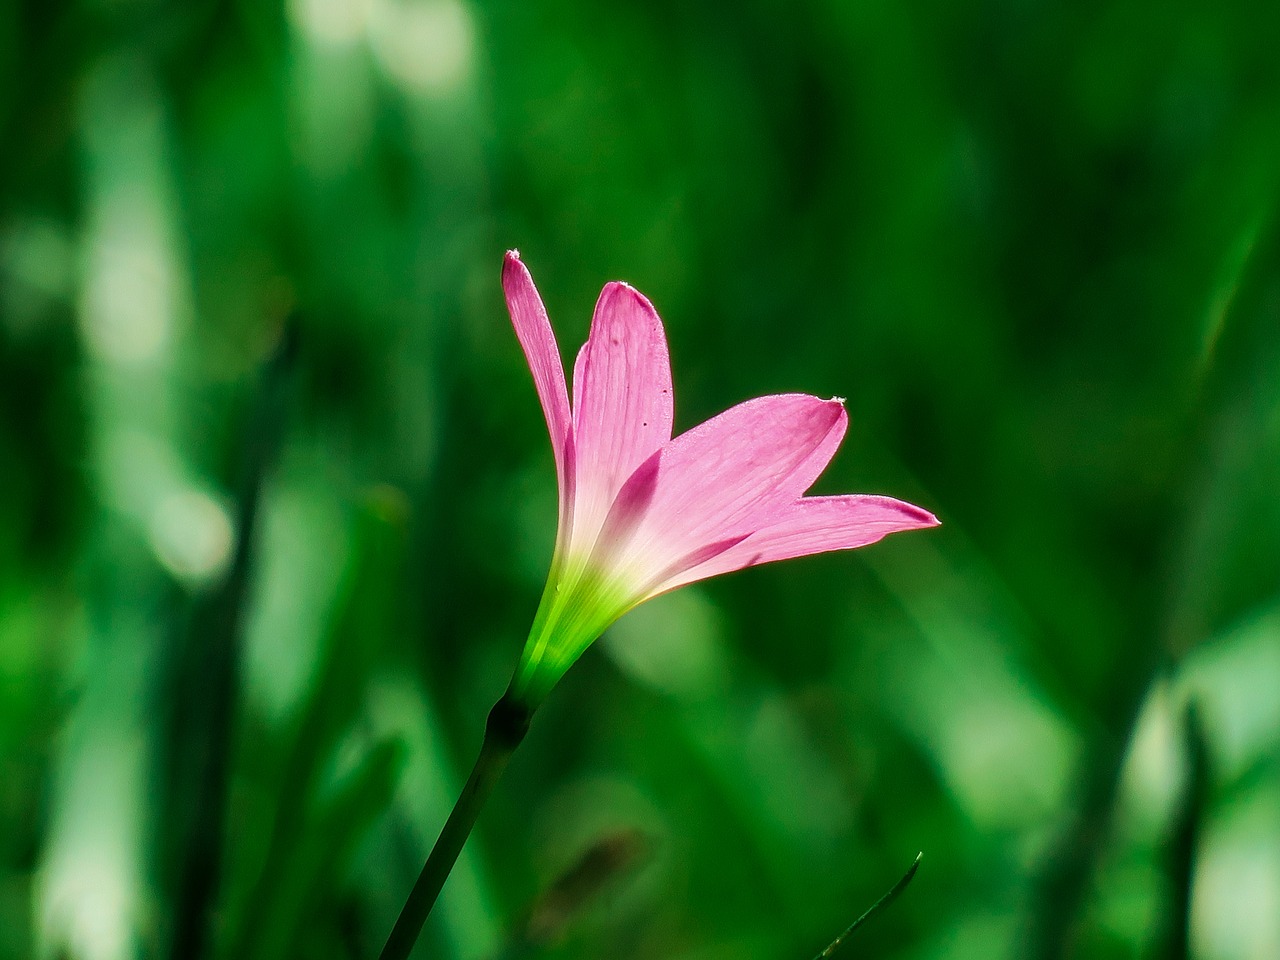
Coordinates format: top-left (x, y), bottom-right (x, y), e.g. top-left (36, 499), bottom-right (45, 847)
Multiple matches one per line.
top-left (255, 736), bottom-right (407, 960)
top-left (228, 490), bottom-right (410, 960)
top-left (1164, 699), bottom-right (1211, 960)
top-left (164, 320), bottom-right (299, 960)
top-left (813, 853), bottom-right (922, 959)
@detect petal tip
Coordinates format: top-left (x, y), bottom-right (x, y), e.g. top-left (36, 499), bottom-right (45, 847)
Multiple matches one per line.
top-left (823, 396), bottom-right (849, 432)
top-left (600, 279), bottom-right (648, 306)
top-left (909, 504), bottom-right (941, 528)
top-left (502, 250), bottom-right (533, 292)
top-left (594, 280), bottom-right (665, 333)
top-left (861, 496), bottom-right (940, 530)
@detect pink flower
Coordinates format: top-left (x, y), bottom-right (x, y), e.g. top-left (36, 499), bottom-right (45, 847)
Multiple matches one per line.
top-left (503, 251), bottom-right (938, 706)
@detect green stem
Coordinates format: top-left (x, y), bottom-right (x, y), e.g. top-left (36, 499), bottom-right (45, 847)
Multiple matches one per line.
top-left (378, 695), bottom-right (533, 960)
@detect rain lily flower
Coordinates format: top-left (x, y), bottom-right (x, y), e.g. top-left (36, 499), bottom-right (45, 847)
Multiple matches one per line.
top-left (378, 254), bottom-right (941, 960)
top-left (503, 251), bottom-right (938, 707)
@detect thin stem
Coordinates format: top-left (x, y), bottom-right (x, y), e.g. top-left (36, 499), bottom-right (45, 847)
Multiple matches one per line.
top-left (379, 695), bottom-right (533, 960)
top-left (813, 852), bottom-right (922, 959)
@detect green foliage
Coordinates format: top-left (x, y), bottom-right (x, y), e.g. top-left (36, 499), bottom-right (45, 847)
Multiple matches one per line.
top-left (1, 1), bottom-right (1278, 959)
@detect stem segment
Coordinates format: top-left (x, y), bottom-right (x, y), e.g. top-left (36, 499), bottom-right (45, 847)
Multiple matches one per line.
top-left (378, 695), bottom-right (533, 960)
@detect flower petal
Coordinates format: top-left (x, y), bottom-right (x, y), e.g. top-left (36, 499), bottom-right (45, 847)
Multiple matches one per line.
top-left (503, 251), bottom-right (572, 490)
top-left (567, 281), bottom-right (674, 554)
top-left (653, 494), bottom-right (940, 593)
top-left (598, 394), bottom-right (847, 589)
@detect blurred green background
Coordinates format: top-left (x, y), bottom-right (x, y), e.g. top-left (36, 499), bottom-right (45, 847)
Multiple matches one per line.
top-left (2, 0), bottom-right (1279, 958)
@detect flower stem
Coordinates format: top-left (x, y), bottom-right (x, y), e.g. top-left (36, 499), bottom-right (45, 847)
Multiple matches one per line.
top-left (378, 694), bottom-right (533, 960)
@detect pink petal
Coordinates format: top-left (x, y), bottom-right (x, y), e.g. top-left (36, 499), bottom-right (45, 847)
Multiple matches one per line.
top-left (598, 394), bottom-right (848, 587)
top-left (503, 252), bottom-right (573, 492)
top-left (653, 494), bottom-right (940, 594)
top-left (568, 281), bottom-right (674, 554)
